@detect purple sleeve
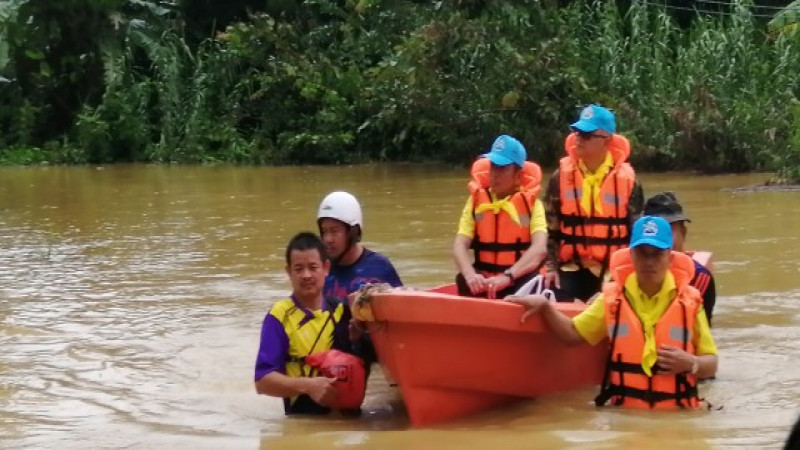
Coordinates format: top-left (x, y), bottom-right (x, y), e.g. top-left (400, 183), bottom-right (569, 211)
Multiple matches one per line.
top-left (254, 314), bottom-right (289, 381)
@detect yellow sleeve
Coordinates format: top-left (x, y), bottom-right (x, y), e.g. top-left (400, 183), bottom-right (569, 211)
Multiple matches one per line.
top-left (529, 199), bottom-right (547, 234)
top-left (693, 307), bottom-right (718, 355)
top-left (571, 294), bottom-right (608, 345)
top-left (457, 196), bottom-right (475, 238)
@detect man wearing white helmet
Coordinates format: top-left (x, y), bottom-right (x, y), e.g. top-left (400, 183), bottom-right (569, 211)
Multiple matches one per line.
top-left (317, 191), bottom-right (402, 299)
top-left (317, 191), bottom-right (403, 374)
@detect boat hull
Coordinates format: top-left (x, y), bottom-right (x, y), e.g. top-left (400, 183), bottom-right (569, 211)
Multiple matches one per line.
top-left (361, 251), bottom-right (712, 426)
top-left (362, 288), bottom-right (607, 426)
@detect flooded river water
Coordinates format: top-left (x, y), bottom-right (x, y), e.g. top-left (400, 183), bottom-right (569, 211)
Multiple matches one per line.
top-left (1, 165), bottom-right (798, 448)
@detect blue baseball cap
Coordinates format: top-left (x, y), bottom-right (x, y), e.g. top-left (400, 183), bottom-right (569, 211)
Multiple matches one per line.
top-left (630, 216), bottom-right (673, 250)
top-left (570, 105), bottom-right (616, 134)
top-left (481, 135), bottom-right (526, 168)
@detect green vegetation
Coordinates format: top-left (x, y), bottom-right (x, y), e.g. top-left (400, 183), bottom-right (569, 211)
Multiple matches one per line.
top-left (1, 0), bottom-right (799, 181)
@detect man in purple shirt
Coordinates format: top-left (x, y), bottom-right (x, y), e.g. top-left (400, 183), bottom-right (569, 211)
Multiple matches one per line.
top-left (254, 232), bottom-right (354, 415)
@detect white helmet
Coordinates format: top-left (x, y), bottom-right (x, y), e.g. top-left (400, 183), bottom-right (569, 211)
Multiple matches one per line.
top-left (317, 191), bottom-right (363, 230)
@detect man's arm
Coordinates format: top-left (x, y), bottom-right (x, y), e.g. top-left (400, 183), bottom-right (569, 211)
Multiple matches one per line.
top-left (695, 354), bottom-right (718, 379)
top-left (657, 306), bottom-right (718, 378)
top-left (453, 234), bottom-right (476, 277)
top-left (539, 300), bottom-right (585, 344)
top-left (508, 230), bottom-right (546, 278)
top-left (255, 371), bottom-right (337, 406)
top-left (453, 194), bottom-right (478, 278)
top-left (655, 348), bottom-right (718, 379)
top-left (253, 314), bottom-right (339, 406)
top-left (486, 230), bottom-right (546, 299)
top-left (454, 234), bottom-right (487, 295)
top-left (694, 307), bottom-right (719, 379)
top-left (504, 295), bottom-right (586, 345)
top-left (453, 194), bottom-right (488, 295)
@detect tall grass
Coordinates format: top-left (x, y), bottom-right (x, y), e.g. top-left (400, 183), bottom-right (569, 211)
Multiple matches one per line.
top-left (560, 1), bottom-right (800, 174)
top-left (1, 0), bottom-right (798, 182)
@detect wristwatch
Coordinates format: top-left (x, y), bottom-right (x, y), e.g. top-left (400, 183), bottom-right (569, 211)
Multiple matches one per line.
top-left (690, 356), bottom-right (699, 375)
top-left (503, 269), bottom-right (515, 282)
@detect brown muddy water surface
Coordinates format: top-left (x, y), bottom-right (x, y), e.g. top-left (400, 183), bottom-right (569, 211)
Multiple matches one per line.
top-left (1, 165), bottom-right (798, 449)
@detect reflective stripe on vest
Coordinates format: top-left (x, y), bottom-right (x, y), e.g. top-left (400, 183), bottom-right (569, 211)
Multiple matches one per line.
top-left (670, 325), bottom-right (692, 343)
top-left (608, 323), bottom-right (630, 339)
top-left (471, 188), bottom-right (533, 275)
top-left (564, 188), bottom-right (582, 201)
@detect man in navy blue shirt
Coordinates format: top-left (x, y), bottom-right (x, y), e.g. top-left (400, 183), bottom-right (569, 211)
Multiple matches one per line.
top-left (644, 192), bottom-right (717, 325)
top-left (317, 192), bottom-right (403, 372)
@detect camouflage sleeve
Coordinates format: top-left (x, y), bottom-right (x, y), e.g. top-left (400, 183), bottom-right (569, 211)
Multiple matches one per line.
top-left (545, 170), bottom-right (562, 271)
top-left (628, 179), bottom-right (644, 227)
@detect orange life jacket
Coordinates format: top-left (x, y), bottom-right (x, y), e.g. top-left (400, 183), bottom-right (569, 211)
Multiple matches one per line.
top-left (469, 158), bottom-right (542, 275)
top-left (557, 133), bottom-right (636, 271)
top-left (595, 248), bottom-right (703, 410)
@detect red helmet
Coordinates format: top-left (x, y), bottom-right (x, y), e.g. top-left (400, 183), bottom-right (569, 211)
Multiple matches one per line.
top-left (305, 350), bottom-right (366, 410)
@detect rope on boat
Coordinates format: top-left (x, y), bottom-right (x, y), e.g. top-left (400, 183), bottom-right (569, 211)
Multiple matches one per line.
top-left (352, 282), bottom-right (394, 322)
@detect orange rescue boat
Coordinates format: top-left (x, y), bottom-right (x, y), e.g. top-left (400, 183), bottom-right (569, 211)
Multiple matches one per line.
top-left (352, 284), bottom-right (605, 427)
top-left (352, 251), bottom-right (713, 427)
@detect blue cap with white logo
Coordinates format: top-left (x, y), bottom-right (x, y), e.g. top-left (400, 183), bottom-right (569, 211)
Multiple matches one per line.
top-left (570, 104), bottom-right (616, 134)
top-left (629, 216), bottom-right (673, 250)
top-left (481, 135), bottom-right (527, 168)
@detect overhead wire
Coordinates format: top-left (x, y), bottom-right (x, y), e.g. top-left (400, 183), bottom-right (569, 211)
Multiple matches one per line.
top-left (692, 0), bottom-right (799, 10)
top-left (637, 1), bottom-right (794, 17)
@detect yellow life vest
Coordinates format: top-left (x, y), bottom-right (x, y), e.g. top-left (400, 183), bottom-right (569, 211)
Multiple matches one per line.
top-left (268, 297), bottom-right (345, 405)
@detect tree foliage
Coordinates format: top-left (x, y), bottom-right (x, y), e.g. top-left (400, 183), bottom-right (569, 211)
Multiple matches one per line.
top-left (0, 0), bottom-right (798, 182)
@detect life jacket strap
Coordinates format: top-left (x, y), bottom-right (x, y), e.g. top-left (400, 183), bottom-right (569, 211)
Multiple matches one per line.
top-left (559, 234), bottom-right (629, 246)
top-left (473, 260), bottom-right (513, 274)
top-left (560, 214), bottom-right (630, 227)
top-left (471, 241), bottom-right (530, 252)
top-left (606, 360), bottom-right (648, 375)
top-left (596, 383), bottom-right (696, 406)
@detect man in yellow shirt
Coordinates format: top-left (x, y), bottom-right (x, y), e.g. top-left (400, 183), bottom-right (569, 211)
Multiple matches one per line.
top-left (453, 135), bottom-right (547, 299)
top-left (508, 216), bottom-right (718, 409)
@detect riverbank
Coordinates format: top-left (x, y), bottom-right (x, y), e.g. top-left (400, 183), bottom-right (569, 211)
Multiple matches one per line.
top-left (3, 148), bottom-right (799, 188)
